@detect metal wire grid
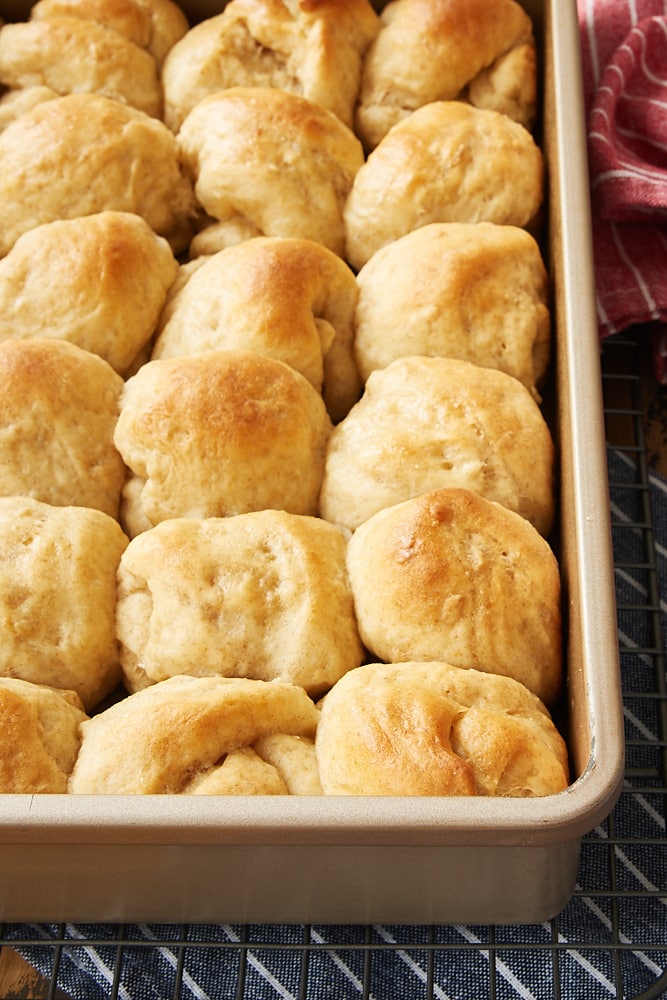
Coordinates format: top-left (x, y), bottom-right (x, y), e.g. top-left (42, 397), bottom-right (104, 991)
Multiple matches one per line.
top-left (0, 331), bottom-right (666, 1000)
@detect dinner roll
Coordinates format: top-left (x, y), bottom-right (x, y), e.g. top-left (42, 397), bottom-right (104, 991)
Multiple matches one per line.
top-left (116, 510), bottom-right (364, 695)
top-left (30, 0), bottom-right (189, 67)
top-left (346, 488), bottom-right (562, 705)
top-left (162, 0), bottom-right (379, 132)
top-left (0, 212), bottom-right (178, 376)
top-left (356, 0), bottom-right (537, 150)
top-left (344, 101), bottom-right (543, 270)
top-left (69, 674), bottom-right (321, 794)
top-left (0, 84), bottom-right (57, 131)
top-left (0, 677), bottom-right (88, 794)
top-left (177, 87), bottom-right (364, 258)
top-left (188, 217), bottom-right (261, 256)
top-left (0, 92), bottom-right (197, 257)
top-left (186, 736), bottom-right (322, 795)
top-left (0, 497), bottom-right (129, 711)
top-left (0, 338), bottom-right (126, 518)
top-left (319, 355), bottom-right (554, 535)
top-left (316, 661), bottom-right (569, 796)
top-left (250, 733), bottom-right (322, 795)
top-left (353, 222), bottom-right (550, 395)
top-left (0, 16), bottom-right (163, 117)
top-left (114, 349), bottom-right (332, 536)
top-left (153, 236), bottom-right (361, 422)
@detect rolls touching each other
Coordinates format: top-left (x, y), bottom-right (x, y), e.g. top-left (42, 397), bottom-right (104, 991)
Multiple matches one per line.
top-left (0, 0), bottom-right (569, 804)
top-left (69, 674), bottom-right (321, 794)
top-left (177, 86), bottom-right (365, 259)
top-left (152, 236), bottom-right (361, 422)
top-left (355, 0), bottom-right (537, 150)
top-left (161, 0), bottom-right (380, 131)
top-left (0, 91), bottom-right (197, 257)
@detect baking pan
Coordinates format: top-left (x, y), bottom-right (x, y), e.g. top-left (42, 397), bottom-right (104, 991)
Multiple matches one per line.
top-left (0, 0), bottom-right (625, 924)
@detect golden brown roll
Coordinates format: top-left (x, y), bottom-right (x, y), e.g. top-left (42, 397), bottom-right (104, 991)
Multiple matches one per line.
top-left (69, 674), bottom-right (321, 794)
top-left (0, 212), bottom-right (178, 376)
top-left (0, 92), bottom-right (197, 257)
top-left (319, 355), bottom-right (555, 536)
top-left (0, 497), bottom-right (129, 711)
top-left (0, 677), bottom-right (88, 794)
top-left (0, 16), bottom-right (163, 117)
top-left (114, 349), bottom-right (333, 536)
top-left (345, 488), bottom-right (562, 705)
top-left (316, 661), bottom-right (569, 796)
top-left (153, 236), bottom-right (361, 422)
top-left (162, 0), bottom-right (379, 132)
top-left (177, 86), bottom-right (364, 258)
top-left (30, 0), bottom-right (189, 67)
top-left (356, 0), bottom-right (537, 151)
top-left (0, 339), bottom-right (126, 518)
top-left (353, 222), bottom-right (550, 395)
top-left (344, 101), bottom-right (543, 271)
top-left (116, 510), bottom-right (364, 695)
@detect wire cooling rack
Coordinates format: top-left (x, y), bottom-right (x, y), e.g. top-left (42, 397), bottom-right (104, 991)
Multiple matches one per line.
top-left (0, 330), bottom-right (666, 1000)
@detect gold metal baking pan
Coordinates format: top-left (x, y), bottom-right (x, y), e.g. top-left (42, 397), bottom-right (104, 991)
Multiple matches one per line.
top-left (0, 0), bottom-right (624, 924)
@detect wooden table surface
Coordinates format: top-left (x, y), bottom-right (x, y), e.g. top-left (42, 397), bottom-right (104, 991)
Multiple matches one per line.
top-left (0, 946), bottom-right (69, 999)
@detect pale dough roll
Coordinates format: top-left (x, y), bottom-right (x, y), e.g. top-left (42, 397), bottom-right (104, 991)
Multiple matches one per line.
top-left (252, 733), bottom-right (323, 795)
top-left (344, 101), bottom-right (543, 271)
top-left (157, 253), bottom-right (205, 304)
top-left (187, 733), bottom-right (322, 795)
top-left (467, 34), bottom-right (537, 125)
top-left (188, 217), bottom-right (262, 256)
top-left (0, 92), bottom-right (197, 257)
top-left (0, 16), bottom-right (163, 117)
top-left (153, 236), bottom-right (361, 422)
top-left (0, 497), bottom-right (129, 711)
top-left (30, 0), bottom-right (189, 67)
top-left (0, 339), bottom-right (126, 518)
top-left (319, 355), bottom-right (555, 536)
top-left (353, 222), bottom-right (550, 395)
top-left (180, 734), bottom-right (322, 794)
top-left (116, 510), bottom-right (364, 695)
top-left (114, 349), bottom-right (333, 536)
top-left (345, 488), bottom-right (562, 705)
top-left (186, 746), bottom-right (290, 795)
top-left (0, 678), bottom-right (88, 794)
top-left (68, 674), bottom-right (320, 794)
top-left (356, 0), bottom-right (536, 150)
top-left (0, 212), bottom-right (178, 376)
top-left (177, 86), bottom-right (365, 258)
top-left (316, 661), bottom-right (569, 796)
top-left (0, 84), bottom-right (57, 132)
top-left (162, 0), bottom-right (379, 131)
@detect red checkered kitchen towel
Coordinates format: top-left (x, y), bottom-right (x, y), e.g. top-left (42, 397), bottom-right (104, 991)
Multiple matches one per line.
top-left (578, 0), bottom-right (667, 379)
